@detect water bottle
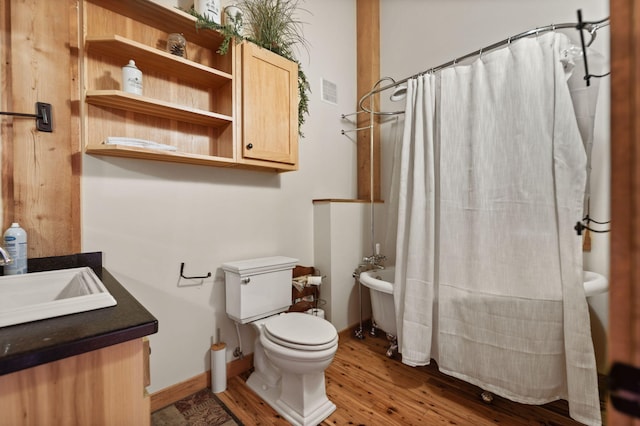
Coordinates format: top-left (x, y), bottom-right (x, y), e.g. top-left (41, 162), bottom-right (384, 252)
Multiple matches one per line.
top-left (4, 223), bottom-right (27, 275)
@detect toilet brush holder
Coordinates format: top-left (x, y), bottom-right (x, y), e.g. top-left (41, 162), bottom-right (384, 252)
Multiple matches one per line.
top-left (211, 342), bottom-right (227, 393)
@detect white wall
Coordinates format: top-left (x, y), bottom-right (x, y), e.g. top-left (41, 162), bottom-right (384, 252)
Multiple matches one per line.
top-left (313, 201), bottom-right (381, 331)
top-left (379, 0), bottom-right (610, 372)
top-left (82, 0), bottom-right (357, 393)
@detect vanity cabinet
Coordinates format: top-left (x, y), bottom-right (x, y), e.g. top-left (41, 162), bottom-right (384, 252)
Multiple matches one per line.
top-left (81, 0), bottom-right (298, 172)
top-left (0, 254), bottom-right (158, 426)
top-left (0, 339), bottom-right (150, 426)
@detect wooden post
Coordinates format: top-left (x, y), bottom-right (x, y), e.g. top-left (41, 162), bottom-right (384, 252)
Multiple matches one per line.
top-left (356, 0), bottom-right (380, 201)
top-left (0, 0), bottom-right (81, 256)
top-left (608, 0), bottom-right (640, 425)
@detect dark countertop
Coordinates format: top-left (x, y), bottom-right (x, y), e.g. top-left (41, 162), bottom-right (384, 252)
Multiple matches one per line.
top-left (0, 252), bottom-right (158, 376)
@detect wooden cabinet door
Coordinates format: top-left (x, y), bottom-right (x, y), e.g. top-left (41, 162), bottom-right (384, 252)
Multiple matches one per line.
top-left (241, 42), bottom-right (298, 166)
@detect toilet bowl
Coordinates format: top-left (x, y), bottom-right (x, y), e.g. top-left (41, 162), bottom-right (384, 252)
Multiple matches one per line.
top-left (248, 312), bottom-right (338, 426)
top-left (222, 257), bottom-right (338, 426)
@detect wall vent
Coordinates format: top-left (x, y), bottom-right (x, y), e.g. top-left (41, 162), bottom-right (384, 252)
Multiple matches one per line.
top-left (321, 78), bottom-right (338, 105)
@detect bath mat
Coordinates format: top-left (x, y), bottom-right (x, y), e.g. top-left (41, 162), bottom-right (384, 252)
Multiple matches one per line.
top-left (151, 388), bottom-right (242, 426)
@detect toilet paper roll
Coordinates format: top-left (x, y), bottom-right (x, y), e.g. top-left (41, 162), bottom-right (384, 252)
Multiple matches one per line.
top-left (211, 342), bottom-right (226, 393)
top-left (306, 308), bottom-right (325, 319)
top-left (308, 276), bottom-right (322, 285)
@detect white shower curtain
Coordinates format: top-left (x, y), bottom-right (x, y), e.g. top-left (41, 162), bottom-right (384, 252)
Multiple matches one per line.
top-left (393, 32), bottom-right (601, 425)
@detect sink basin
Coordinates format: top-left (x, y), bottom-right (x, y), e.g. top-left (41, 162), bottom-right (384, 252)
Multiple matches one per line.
top-left (0, 267), bottom-right (117, 327)
top-left (584, 270), bottom-right (608, 297)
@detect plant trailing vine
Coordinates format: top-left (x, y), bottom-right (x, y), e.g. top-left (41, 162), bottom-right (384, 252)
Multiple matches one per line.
top-left (188, 0), bottom-right (310, 136)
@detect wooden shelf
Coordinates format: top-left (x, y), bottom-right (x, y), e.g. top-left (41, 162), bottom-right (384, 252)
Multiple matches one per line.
top-left (85, 0), bottom-right (223, 47)
top-left (85, 90), bottom-right (233, 127)
top-left (85, 143), bottom-right (236, 168)
top-left (86, 35), bottom-right (232, 89)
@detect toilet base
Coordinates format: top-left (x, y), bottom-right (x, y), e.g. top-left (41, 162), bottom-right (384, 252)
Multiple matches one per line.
top-left (247, 370), bottom-right (336, 426)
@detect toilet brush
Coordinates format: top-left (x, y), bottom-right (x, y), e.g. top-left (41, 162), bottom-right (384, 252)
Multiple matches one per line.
top-left (211, 328), bottom-right (226, 393)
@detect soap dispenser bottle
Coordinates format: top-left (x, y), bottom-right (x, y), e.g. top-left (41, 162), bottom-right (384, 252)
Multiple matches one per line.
top-left (4, 223), bottom-right (27, 275)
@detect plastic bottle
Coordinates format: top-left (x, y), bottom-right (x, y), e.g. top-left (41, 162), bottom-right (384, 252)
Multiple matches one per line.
top-left (4, 223), bottom-right (27, 275)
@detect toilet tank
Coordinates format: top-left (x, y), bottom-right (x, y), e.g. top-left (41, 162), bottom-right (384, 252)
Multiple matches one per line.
top-left (222, 256), bottom-right (298, 324)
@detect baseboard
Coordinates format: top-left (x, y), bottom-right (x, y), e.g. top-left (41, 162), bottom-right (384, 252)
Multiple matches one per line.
top-left (150, 353), bottom-right (254, 412)
top-left (150, 372), bottom-right (208, 412)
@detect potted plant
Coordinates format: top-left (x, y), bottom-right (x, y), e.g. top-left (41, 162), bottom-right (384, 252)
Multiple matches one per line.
top-left (190, 0), bottom-right (310, 136)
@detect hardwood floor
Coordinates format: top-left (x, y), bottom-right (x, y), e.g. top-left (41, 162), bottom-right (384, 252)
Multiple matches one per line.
top-left (217, 328), bottom-right (604, 425)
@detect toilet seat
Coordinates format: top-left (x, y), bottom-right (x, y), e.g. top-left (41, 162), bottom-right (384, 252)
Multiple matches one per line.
top-left (264, 313), bottom-right (338, 351)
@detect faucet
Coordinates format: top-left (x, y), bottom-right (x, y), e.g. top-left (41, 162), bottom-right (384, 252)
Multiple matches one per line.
top-left (0, 246), bottom-right (12, 266)
top-left (362, 254), bottom-right (386, 269)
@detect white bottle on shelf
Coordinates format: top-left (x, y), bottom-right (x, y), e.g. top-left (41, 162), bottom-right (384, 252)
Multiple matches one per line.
top-left (4, 222), bottom-right (27, 275)
top-left (196, 0), bottom-right (221, 24)
top-left (122, 59), bottom-right (143, 95)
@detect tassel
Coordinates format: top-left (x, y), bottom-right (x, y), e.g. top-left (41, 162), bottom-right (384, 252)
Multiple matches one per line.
top-left (583, 228), bottom-right (592, 252)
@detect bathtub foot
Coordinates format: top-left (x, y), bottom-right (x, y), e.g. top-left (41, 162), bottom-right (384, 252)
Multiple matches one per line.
top-left (481, 391), bottom-right (494, 404)
top-left (386, 333), bottom-right (398, 358)
top-left (370, 321), bottom-right (379, 337)
top-left (354, 326), bottom-right (365, 340)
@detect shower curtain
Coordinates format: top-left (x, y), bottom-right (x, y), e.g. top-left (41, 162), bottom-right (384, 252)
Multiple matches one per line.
top-left (392, 32), bottom-right (601, 425)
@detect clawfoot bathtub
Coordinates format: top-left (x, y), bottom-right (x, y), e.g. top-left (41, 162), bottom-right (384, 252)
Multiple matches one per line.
top-left (359, 267), bottom-right (398, 357)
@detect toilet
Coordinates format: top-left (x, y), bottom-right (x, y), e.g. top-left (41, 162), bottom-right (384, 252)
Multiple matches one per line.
top-left (222, 256), bottom-right (338, 426)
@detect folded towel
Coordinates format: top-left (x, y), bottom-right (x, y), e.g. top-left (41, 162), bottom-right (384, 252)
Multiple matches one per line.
top-left (103, 137), bottom-right (177, 152)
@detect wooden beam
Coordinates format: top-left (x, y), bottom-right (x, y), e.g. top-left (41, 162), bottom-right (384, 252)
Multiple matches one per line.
top-left (608, 0), bottom-right (640, 425)
top-left (2, 0), bottom-right (81, 256)
top-left (1, 0), bottom-right (15, 227)
top-left (356, 0), bottom-right (380, 201)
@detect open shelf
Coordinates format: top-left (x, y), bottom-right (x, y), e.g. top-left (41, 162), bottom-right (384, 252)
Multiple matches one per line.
top-left (85, 90), bottom-right (233, 127)
top-left (85, 143), bottom-right (236, 167)
top-left (85, 0), bottom-right (224, 47)
top-left (86, 35), bottom-right (232, 89)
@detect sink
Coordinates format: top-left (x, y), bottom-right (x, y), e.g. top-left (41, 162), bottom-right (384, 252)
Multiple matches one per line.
top-left (0, 267), bottom-right (117, 327)
top-left (583, 271), bottom-right (608, 297)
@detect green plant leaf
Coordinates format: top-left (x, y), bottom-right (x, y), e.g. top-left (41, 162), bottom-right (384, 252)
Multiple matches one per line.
top-left (186, 1), bottom-right (311, 136)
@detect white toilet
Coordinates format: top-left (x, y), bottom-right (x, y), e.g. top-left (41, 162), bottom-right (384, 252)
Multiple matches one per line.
top-left (223, 256), bottom-right (338, 426)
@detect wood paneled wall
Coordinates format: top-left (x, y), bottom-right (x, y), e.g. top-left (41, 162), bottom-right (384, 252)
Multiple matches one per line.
top-left (0, 0), bottom-right (81, 257)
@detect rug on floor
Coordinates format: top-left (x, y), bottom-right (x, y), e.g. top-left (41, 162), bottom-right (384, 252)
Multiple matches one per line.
top-left (151, 388), bottom-right (242, 426)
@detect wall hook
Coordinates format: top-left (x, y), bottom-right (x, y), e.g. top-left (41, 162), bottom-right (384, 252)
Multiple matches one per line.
top-left (0, 102), bottom-right (52, 132)
top-left (179, 262), bottom-right (212, 280)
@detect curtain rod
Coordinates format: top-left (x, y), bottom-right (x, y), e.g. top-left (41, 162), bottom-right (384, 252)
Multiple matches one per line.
top-left (357, 14), bottom-right (610, 113)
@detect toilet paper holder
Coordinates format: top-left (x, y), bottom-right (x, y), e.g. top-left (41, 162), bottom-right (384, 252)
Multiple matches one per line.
top-left (178, 262), bottom-right (212, 287)
top-left (179, 262), bottom-right (212, 279)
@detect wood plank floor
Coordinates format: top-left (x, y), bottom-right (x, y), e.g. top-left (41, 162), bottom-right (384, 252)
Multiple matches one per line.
top-left (217, 329), bottom-right (605, 425)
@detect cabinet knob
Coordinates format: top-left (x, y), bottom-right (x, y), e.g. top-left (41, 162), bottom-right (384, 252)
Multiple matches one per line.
top-left (246, 143), bottom-right (253, 150)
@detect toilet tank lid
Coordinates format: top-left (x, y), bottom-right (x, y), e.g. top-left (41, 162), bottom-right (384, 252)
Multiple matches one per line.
top-left (222, 256), bottom-right (299, 275)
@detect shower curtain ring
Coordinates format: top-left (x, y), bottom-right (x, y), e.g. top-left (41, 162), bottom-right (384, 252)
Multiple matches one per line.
top-left (479, 47), bottom-right (484, 58)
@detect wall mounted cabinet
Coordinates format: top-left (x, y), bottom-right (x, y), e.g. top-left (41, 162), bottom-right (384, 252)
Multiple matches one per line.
top-left (81, 0), bottom-right (298, 172)
top-left (236, 42), bottom-right (299, 171)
